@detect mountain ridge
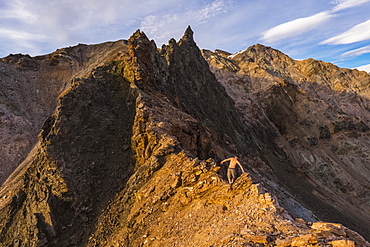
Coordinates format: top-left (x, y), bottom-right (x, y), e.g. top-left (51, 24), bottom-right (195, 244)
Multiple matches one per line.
top-left (0, 27), bottom-right (369, 246)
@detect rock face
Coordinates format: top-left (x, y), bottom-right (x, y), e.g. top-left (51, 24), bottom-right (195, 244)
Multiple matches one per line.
top-left (0, 28), bottom-right (369, 246)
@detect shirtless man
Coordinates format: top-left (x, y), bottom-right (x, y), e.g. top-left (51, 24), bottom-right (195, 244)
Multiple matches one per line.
top-left (220, 156), bottom-right (245, 184)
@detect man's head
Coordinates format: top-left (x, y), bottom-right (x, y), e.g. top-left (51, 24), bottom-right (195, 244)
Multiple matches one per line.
top-left (234, 156), bottom-right (238, 159)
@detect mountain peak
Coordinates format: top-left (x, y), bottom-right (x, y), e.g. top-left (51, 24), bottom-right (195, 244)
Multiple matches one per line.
top-left (183, 25), bottom-right (194, 39)
top-left (244, 44), bottom-right (288, 59)
top-left (128, 29), bottom-right (151, 46)
top-left (179, 25), bottom-right (196, 46)
top-left (227, 44), bottom-right (289, 60)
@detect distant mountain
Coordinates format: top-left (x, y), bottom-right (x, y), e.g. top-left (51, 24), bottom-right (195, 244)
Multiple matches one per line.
top-left (0, 27), bottom-right (369, 246)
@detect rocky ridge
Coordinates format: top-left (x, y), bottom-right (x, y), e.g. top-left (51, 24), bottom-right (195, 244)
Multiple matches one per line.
top-left (203, 44), bottom-right (370, 239)
top-left (0, 27), bottom-right (369, 246)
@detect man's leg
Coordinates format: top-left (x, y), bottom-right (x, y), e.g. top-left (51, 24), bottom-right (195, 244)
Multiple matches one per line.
top-left (227, 168), bottom-right (232, 183)
top-left (227, 168), bottom-right (235, 184)
top-left (230, 169), bottom-right (235, 183)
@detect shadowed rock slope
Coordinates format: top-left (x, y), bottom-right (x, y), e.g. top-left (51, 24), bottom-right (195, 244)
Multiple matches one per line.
top-left (0, 28), bottom-right (369, 246)
top-left (0, 40), bottom-right (129, 185)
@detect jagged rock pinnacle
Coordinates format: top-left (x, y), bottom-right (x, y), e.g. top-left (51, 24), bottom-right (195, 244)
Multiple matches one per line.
top-left (129, 29), bottom-right (150, 45)
top-left (179, 25), bottom-right (196, 46)
top-left (183, 25), bottom-right (194, 40)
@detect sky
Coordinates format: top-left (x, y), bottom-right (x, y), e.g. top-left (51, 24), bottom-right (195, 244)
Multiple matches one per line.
top-left (1, 0), bottom-right (370, 72)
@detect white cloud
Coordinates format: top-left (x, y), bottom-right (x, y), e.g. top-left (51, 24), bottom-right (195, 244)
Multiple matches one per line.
top-left (260, 0), bottom-right (370, 45)
top-left (321, 19), bottom-right (370, 44)
top-left (189, 0), bottom-right (233, 22)
top-left (140, 14), bottom-right (183, 42)
top-left (332, 0), bottom-right (370, 12)
top-left (138, 0), bottom-right (234, 46)
top-left (0, 0), bottom-right (38, 23)
top-left (342, 44), bottom-right (370, 57)
top-left (0, 28), bottom-right (46, 41)
top-left (356, 63), bottom-right (370, 72)
top-left (0, 28), bottom-right (47, 55)
top-left (261, 11), bottom-right (334, 43)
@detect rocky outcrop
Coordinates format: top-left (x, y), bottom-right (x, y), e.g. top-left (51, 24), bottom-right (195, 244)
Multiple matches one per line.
top-left (0, 27), bottom-right (369, 246)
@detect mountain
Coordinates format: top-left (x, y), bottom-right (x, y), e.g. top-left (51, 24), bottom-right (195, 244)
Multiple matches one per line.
top-left (0, 27), bottom-right (369, 246)
top-left (203, 44), bottom-right (370, 231)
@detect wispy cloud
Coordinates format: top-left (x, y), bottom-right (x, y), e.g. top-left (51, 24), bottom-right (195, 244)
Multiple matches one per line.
top-left (189, 0), bottom-right (233, 22)
top-left (139, 0), bottom-right (234, 45)
top-left (0, 0), bottom-right (38, 23)
top-left (321, 19), bottom-right (370, 44)
top-left (260, 0), bottom-right (370, 44)
top-left (0, 0), bottom-right (177, 54)
top-left (0, 28), bottom-right (46, 41)
top-left (342, 44), bottom-right (370, 57)
top-left (261, 11), bottom-right (334, 43)
top-left (0, 27), bottom-right (47, 55)
top-left (332, 0), bottom-right (370, 12)
top-left (140, 14), bottom-right (182, 42)
top-left (0, 0), bottom-right (235, 56)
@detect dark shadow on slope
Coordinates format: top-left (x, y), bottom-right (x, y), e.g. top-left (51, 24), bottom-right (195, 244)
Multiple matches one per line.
top-left (37, 65), bottom-right (137, 246)
top-left (247, 78), bottom-right (370, 240)
top-left (161, 27), bottom-right (252, 156)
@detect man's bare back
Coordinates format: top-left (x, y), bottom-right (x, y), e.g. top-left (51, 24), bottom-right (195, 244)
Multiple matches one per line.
top-left (228, 157), bottom-right (238, 169)
top-left (221, 157), bottom-right (242, 169)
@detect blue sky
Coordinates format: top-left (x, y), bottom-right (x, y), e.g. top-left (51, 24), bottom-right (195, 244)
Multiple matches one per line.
top-left (1, 0), bottom-right (370, 72)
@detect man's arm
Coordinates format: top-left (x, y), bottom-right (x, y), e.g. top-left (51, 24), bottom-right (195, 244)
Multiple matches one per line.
top-left (237, 161), bottom-right (245, 173)
top-left (220, 158), bottom-right (231, 164)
